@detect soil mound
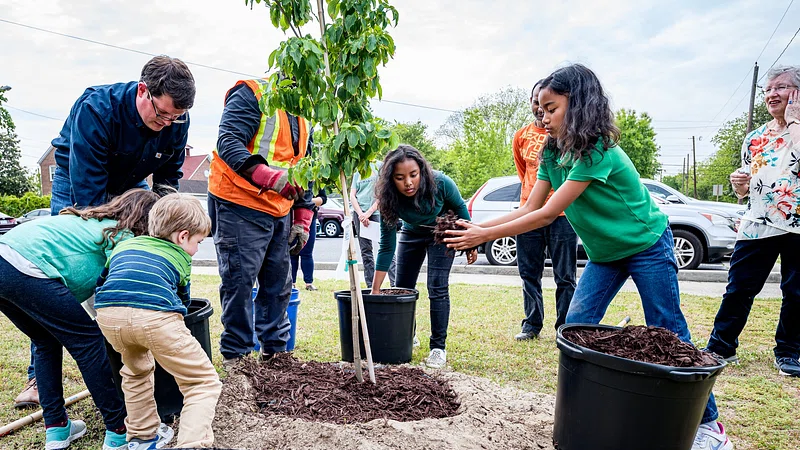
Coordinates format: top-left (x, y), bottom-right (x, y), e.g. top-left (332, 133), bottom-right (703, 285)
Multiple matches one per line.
top-left (562, 325), bottom-right (720, 367)
top-left (214, 358), bottom-right (556, 450)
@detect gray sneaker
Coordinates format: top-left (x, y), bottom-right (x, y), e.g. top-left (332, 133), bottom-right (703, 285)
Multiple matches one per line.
top-left (127, 423), bottom-right (174, 449)
top-left (515, 331), bottom-right (539, 341)
top-left (425, 349), bottom-right (447, 369)
top-left (775, 357), bottom-right (800, 377)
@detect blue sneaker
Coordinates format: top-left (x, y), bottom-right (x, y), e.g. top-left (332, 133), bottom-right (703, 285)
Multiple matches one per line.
top-left (127, 423), bottom-right (174, 449)
top-left (103, 429), bottom-right (127, 450)
top-left (45, 419), bottom-right (87, 450)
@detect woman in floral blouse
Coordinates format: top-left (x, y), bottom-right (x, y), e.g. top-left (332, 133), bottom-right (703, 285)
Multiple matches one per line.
top-left (705, 65), bottom-right (800, 378)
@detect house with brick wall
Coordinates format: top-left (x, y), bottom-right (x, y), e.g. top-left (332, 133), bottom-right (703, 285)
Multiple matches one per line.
top-left (37, 145), bottom-right (210, 196)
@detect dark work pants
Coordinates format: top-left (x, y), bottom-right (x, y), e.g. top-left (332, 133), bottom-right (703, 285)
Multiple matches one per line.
top-left (707, 233), bottom-right (800, 360)
top-left (394, 230), bottom-right (455, 350)
top-left (209, 196), bottom-right (292, 358)
top-left (516, 216), bottom-right (578, 334)
top-left (0, 258), bottom-right (126, 429)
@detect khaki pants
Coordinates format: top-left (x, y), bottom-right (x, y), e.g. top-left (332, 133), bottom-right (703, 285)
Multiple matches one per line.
top-left (97, 307), bottom-right (222, 448)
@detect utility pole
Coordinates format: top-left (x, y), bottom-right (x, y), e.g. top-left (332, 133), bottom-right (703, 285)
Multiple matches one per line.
top-left (746, 62), bottom-right (759, 134)
top-left (682, 156), bottom-right (687, 193)
top-left (692, 136), bottom-right (697, 198)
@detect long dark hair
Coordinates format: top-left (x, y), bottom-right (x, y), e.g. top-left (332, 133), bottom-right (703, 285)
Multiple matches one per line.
top-left (539, 64), bottom-right (619, 162)
top-left (60, 189), bottom-right (160, 247)
top-left (376, 145), bottom-right (437, 227)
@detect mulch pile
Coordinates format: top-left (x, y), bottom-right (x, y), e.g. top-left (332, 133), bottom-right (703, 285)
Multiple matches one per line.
top-left (562, 325), bottom-right (720, 367)
top-left (433, 210), bottom-right (477, 254)
top-left (235, 353), bottom-right (460, 424)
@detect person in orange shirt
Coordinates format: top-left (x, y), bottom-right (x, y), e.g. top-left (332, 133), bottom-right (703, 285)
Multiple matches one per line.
top-left (512, 80), bottom-right (578, 340)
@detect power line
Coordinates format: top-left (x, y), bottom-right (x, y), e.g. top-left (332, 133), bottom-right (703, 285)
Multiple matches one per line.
top-left (710, 0), bottom-right (794, 122)
top-left (6, 106), bottom-right (62, 121)
top-left (759, 25), bottom-right (800, 82)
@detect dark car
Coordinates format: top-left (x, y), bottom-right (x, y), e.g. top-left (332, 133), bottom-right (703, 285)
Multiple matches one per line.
top-left (0, 211), bottom-right (18, 234)
top-left (17, 208), bottom-right (50, 224)
top-left (317, 198), bottom-right (345, 238)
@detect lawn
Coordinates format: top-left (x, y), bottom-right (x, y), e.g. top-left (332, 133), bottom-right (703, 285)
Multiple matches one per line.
top-left (0, 275), bottom-right (797, 449)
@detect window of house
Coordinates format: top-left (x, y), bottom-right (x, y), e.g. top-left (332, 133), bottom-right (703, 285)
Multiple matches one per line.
top-left (48, 165), bottom-right (56, 182)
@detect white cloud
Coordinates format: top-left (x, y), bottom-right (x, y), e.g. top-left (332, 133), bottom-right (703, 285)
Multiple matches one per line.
top-left (2, 0), bottom-right (799, 176)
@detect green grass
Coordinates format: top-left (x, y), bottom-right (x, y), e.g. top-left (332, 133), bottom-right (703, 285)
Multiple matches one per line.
top-left (0, 275), bottom-right (797, 449)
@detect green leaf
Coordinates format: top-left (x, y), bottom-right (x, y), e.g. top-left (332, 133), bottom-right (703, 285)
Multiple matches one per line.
top-left (328, 0), bottom-right (340, 19)
top-left (344, 74), bottom-right (359, 95)
top-left (367, 35), bottom-right (377, 52)
top-left (376, 128), bottom-right (392, 139)
top-left (346, 129), bottom-right (359, 148)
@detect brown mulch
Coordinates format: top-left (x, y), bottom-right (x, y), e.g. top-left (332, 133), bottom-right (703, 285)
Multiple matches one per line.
top-left (233, 353), bottom-right (460, 424)
top-left (433, 210), bottom-right (477, 255)
top-left (375, 288), bottom-right (416, 295)
top-left (562, 325), bottom-right (720, 367)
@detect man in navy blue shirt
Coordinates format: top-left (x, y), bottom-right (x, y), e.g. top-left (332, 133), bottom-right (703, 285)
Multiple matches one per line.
top-left (49, 55), bottom-right (195, 214)
top-left (13, 55), bottom-right (196, 411)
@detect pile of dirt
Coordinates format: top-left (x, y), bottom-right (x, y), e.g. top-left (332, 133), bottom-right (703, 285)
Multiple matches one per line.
top-left (562, 325), bottom-right (720, 367)
top-left (234, 354), bottom-right (459, 423)
top-left (214, 359), bottom-right (556, 450)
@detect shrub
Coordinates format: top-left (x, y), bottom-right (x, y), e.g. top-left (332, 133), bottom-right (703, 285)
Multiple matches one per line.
top-left (0, 192), bottom-right (50, 217)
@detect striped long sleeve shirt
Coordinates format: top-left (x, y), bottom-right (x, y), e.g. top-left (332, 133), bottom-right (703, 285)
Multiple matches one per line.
top-left (94, 236), bottom-right (192, 315)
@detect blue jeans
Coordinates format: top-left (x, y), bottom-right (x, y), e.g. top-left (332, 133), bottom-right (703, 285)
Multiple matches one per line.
top-left (210, 196), bottom-right (292, 358)
top-left (291, 217), bottom-right (317, 284)
top-left (707, 233), bottom-right (800, 360)
top-left (517, 216), bottom-right (577, 334)
top-left (565, 228), bottom-right (718, 424)
top-left (395, 230), bottom-right (454, 350)
top-left (0, 258), bottom-right (126, 429)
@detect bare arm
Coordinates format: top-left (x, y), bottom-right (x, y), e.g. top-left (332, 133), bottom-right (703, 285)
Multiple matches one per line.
top-left (371, 270), bottom-right (388, 294)
top-left (445, 180), bottom-right (590, 250)
top-left (349, 187), bottom-right (364, 216)
top-left (479, 179), bottom-right (550, 228)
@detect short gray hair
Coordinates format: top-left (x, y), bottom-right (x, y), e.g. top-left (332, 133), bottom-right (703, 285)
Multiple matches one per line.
top-left (766, 65), bottom-right (800, 87)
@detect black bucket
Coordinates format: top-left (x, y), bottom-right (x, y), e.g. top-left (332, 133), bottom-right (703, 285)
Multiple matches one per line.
top-left (335, 289), bottom-right (418, 364)
top-left (553, 324), bottom-right (727, 450)
top-left (105, 298), bottom-right (214, 423)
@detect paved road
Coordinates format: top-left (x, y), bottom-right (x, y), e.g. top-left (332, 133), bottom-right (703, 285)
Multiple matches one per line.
top-left (197, 235), bottom-right (729, 270)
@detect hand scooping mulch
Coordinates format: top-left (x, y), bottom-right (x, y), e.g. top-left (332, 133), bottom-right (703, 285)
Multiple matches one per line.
top-left (432, 210), bottom-right (477, 254)
top-left (562, 325), bottom-right (720, 367)
top-left (233, 353), bottom-right (460, 424)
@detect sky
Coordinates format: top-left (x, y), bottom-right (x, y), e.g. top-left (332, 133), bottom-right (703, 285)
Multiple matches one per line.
top-left (2, 0), bottom-right (799, 177)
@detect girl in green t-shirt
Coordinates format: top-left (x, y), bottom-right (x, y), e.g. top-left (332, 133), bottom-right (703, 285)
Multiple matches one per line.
top-left (0, 189), bottom-right (159, 450)
top-left (445, 64), bottom-right (732, 450)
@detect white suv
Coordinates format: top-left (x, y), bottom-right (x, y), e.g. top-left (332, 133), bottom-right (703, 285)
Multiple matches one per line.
top-left (467, 176), bottom-right (738, 269)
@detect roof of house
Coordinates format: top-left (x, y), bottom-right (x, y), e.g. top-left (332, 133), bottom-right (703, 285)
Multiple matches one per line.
top-left (181, 154), bottom-right (210, 180)
top-left (37, 146), bottom-right (54, 166)
top-left (178, 179), bottom-right (209, 194)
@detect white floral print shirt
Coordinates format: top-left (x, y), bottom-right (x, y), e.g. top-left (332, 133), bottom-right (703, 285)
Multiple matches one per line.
top-left (738, 121), bottom-right (800, 240)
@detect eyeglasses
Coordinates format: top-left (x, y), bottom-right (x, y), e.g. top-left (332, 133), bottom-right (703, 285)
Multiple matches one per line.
top-left (142, 83), bottom-right (188, 124)
top-left (761, 84), bottom-right (798, 95)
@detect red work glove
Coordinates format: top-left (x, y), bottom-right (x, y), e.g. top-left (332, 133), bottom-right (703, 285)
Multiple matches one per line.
top-left (250, 164), bottom-right (303, 201)
top-left (288, 208), bottom-right (314, 256)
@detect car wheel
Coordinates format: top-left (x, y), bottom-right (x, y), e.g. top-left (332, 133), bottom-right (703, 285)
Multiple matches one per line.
top-left (485, 237), bottom-right (517, 266)
top-left (323, 219), bottom-right (342, 238)
top-left (672, 229), bottom-right (704, 270)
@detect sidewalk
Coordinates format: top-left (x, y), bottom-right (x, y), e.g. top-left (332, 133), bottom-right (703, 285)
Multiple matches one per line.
top-left (192, 262), bottom-right (783, 299)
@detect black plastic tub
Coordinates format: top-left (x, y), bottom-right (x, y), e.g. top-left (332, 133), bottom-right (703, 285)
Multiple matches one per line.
top-left (553, 324), bottom-right (727, 450)
top-left (335, 289), bottom-right (418, 364)
top-left (105, 298), bottom-right (214, 423)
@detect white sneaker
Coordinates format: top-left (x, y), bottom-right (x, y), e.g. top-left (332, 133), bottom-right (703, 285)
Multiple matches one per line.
top-left (425, 349), bottom-right (447, 369)
top-left (692, 421), bottom-right (733, 450)
top-left (412, 335), bottom-right (420, 347)
top-left (128, 423), bottom-right (174, 449)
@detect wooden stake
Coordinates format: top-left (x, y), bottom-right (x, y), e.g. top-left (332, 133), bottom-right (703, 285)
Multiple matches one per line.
top-left (0, 390), bottom-right (90, 437)
top-left (317, 0), bottom-right (375, 384)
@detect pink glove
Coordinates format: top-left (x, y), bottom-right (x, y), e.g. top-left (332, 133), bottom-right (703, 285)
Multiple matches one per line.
top-left (288, 208), bottom-right (314, 256)
top-left (251, 164), bottom-right (303, 201)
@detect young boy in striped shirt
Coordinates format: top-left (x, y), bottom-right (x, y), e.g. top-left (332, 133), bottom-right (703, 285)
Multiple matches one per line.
top-left (95, 194), bottom-right (222, 449)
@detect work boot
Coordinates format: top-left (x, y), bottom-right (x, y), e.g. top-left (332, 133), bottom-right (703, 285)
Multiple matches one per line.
top-left (14, 377), bottom-right (39, 409)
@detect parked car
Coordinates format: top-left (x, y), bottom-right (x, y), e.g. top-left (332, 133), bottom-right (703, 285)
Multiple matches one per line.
top-left (467, 176), bottom-right (738, 269)
top-left (641, 178), bottom-right (745, 220)
top-left (0, 211), bottom-right (18, 234)
top-left (317, 197), bottom-right (344, 238)
top-left (17, 208), bottom-right (51, 224)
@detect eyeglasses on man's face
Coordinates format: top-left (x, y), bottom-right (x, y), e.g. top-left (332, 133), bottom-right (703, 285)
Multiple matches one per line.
top-left (761, 84), bottom-right (798, 96)
top-left (142, 83), bottom-right (188, 124)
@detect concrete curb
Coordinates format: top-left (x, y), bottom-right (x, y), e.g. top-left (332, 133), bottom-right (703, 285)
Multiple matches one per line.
top-left (193, 259), bottom-right (782, 284)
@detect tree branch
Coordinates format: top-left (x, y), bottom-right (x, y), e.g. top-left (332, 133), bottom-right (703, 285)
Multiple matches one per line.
top-left (275, 1), bottom-right (302, 38)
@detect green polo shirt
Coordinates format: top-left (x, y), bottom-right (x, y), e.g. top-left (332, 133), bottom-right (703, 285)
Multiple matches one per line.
top-left (537, 142), bottom-right (667, 262)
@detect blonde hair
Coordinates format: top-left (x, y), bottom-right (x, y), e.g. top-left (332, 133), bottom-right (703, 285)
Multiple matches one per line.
top-left (148, 193), bottom-right (211, 239)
